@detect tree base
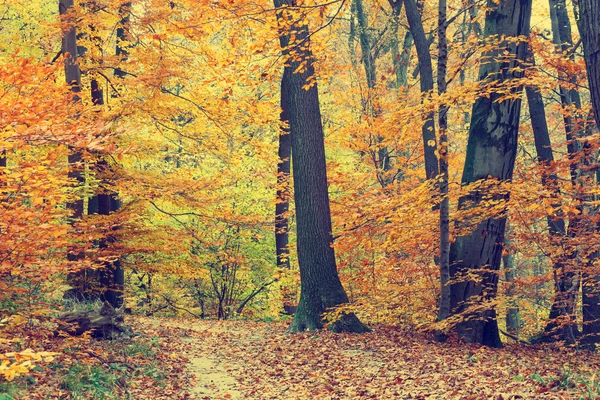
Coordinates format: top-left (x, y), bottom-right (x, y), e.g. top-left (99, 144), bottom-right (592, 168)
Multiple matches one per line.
top-left (328, 312), bottom-right (371, 333)
top-left (287, 310), bottom-right (370, 334)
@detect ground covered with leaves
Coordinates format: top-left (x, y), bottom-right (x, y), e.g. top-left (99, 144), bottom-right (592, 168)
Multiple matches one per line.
top-left (4, 316), bottom-right (600, 399)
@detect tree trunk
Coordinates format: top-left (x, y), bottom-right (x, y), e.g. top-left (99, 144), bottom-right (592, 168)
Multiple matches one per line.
top-left (435, 0), bottom-right (451, 340)
top-left (524, 47), bottom-right (578, 343)
top-left (389, 0), bottom-right (412, 89)
top-left (354, 0), bottom-right (390, 181)
top-left (403, 0), bottom-right (438, 180)
top-left (276, 76), bottom-right (292, 271)
top-left (575, 0), bottom-right (600, 343)
top-left (502, 235), bottom-right (520, 336)
top-left (274, 0), bottom-right (369, 333)
top-left (577, 0), bottom-right (600, 127)
top-left (60, 0), bottom-right (87, 300)
top-left (447, 0), bottom-right (532, 348)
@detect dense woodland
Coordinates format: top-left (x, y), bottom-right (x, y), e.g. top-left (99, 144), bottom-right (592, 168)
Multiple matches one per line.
top-left (2, 0), bottom-right (600, 398)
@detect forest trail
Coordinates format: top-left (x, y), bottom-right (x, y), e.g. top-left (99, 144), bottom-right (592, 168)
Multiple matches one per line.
top-left (139, 317), bottom-right (600, 399)
top-left (183, 322), bottom-right (251, 400)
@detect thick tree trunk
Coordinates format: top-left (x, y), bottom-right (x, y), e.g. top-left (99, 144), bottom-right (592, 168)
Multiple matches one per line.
top-left (403, 0), bottom-right (438, 180)
top-left (576, 0), bottom-right (600, 343)
top-left (447, 0), bottom-right (532, 347)
top-left (577, 0), bottom-right (600, 127)
top-left (275, 0), bottom-right (368, 333)
top-left (276, 77), bottom-right (292, 271)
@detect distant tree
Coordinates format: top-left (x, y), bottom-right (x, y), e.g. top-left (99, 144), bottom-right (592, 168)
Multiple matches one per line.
top-left (403, 0), bottom-right (438, 181)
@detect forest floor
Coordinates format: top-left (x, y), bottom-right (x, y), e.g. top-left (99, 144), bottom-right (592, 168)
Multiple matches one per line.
top-left (5, 316), bottom-right (600, 399)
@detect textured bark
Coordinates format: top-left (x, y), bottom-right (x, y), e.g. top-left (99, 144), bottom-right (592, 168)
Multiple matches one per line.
top-left (448, 0), bottom-right (532, 347)
top-left (435, 0), bottom-right (451, 341)
top-left (576, 0), bottom-right (600, 342)
top-left (276, 76), bottom-right (291, 271)
top-left (403, 0), bottom-right (438, 180)
top-left (577, 0), bottom-right (600, 128)
top-left (275, 0), bottom-right (369, 333)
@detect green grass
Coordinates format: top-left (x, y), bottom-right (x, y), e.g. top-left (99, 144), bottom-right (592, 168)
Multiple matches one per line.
top-left (60, 363), bottom-right (122, 400)
top-left (0, 381), bottom-right (20, 400)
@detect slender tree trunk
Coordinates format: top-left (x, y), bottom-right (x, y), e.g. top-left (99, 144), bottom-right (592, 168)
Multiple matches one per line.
top-left (275, 0), bottom-right (368, 333)
top-left (525, 59), bottom-right (577, 343)
top-left (389, 0), bottom-right (412, 89)
top-left (60, 0), bottom-right (87, 300)
top-left (575, 0), bottom-right (600, 343)
top-left (97, 1), bottom-right (130, 309)
top-left (354, 0), bottom-right (390, 180)
top-left (503, 247), bottom-right (520, 336)
top-left (403, 0), bottom-right (438, 180)
top-left (447, 0), bottom-right (532, 348)
top-left (524, 45), bottom-right (578, 342)
top-left (276, 77), bottom-right (291, 271)
top-left (435, 0), bottom-right (451, 340)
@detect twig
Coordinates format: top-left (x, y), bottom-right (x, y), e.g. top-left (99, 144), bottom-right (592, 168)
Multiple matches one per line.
top-left (85, 350), bottom-right (136, 370)
top-left (499, 329), bottom-right (530, 345)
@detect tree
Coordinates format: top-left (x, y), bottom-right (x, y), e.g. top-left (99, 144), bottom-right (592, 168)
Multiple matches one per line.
top-left (446, 0), bottom-right (532, 347)
top-left (403, 0), bottom-right (438, 180)
top-left (275, 77), bottom-right (292, 271)
top-left (575, 0), bottom-right (600, 342)
top-left (274, 0), bottom-right (369, 333)
top-left (435, 0), bottom-right (450, 339)
top-left (523, 46), bottom-right (574, 343)
top-left (60, 0), bottom-right (88, 299)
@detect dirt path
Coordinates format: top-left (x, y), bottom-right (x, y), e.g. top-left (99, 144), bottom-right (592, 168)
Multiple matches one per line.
top-left (153, 319), bottom-right (260, 400)
top-left (187, 349), bottom-right (243, 400)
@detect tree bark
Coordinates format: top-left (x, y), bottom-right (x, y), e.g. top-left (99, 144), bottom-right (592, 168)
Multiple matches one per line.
top-left (274, 0), bottom-right (369, 333)
top-left (276, 76), bottom-right (292, 271)
top-left (403, 0), bottom-right (438, 180)
top-left (575, 0), bottom-right (600, 343)
top-left (435, 0), bottom-right (451, 341)
top-left (96, 1), bottom-right (130, 309)
top-left (60, 0), bottom-right (88, 300)
top-left (447, 0), bottom-right (532, 348)
top-left (389, 0), bottom-right (412, 89)
top-left (502, 235), bottom-right (520, 336)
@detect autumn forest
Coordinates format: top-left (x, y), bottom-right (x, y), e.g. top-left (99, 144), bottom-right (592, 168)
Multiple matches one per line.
top-left (2, 0), bottom-right (600, 398)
